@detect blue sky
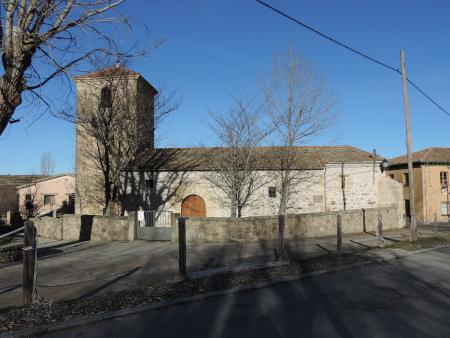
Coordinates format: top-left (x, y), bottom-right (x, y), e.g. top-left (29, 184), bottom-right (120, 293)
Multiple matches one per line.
top-left (1, 0), bottom-right (450, 174)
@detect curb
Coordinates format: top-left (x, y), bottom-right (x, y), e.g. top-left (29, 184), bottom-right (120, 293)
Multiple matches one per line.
top-left (3, 244), bottom-right (450, 338)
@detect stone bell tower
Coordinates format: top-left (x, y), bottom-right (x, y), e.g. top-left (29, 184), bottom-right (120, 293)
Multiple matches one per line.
top-left (74, 67), bottom-right (158, 215)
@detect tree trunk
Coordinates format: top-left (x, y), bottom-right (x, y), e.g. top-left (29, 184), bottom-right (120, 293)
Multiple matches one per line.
top-left (230, 195), bottom-right (236, 218)
top-left (237, 205), bottom-right (243, 218)
top-left (0, 78), bottom-right (24, 135)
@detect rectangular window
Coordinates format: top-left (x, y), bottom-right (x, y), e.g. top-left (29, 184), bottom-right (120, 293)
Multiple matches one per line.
top-left (403, 173), bottom-right (409, 186)
top-left (268, 186), bottom-right (276, 198)
top-left (25, 194), bottom-right (32, 202)
top-left (44, 194), bottom-right (55, 205)
top-left (441, 202), bottom-right (449, 216)
top-left (68, 193), bottom-right (75, 206)
top-left (440, 172), bottom-right (448, 188)
top-left (145, 179), bottom-right (154, 189)
top-left (404, 200), bottom-right (410, 217)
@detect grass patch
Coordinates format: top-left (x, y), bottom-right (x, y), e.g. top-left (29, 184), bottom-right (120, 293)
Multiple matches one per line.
top-left (386, 234), bottom-right (450, 251)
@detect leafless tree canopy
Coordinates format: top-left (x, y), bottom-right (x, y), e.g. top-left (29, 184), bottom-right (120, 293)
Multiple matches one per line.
top-left (0, 0), bottom-right (141, 135)
top-left (40, 151), bottom-right (54, 176)
top-left (263, 46), bottom-right (337, 215)
top-left (206, 95), bottom-right (269, 218)
top-left (21, 174), bottom-right (42, 217)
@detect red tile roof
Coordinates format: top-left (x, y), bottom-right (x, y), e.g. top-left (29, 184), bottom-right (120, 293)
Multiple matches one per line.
top-left (74, 66), bottom-right (140, 79)
top-left (130, 146), bottom-right (382, 171)
top-left (390, 147), bottom-right (450, 165)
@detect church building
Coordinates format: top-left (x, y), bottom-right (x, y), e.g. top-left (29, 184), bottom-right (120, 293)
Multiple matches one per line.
top-left (74, 67), bottom-right (404, 219)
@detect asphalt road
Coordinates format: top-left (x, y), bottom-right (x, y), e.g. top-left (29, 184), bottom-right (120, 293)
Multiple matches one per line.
top-left (1, 228), bottom-right (412, 309)
top-left (41, 246), bottom-right (450, 338)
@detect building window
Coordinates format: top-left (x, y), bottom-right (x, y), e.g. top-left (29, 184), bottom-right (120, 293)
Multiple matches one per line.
top-left (145, 179), bottom-right (154, 189)
top-left (100, 86), bottom-right (112, 108)
top-left (441, 202), bottom-right (449, 216)
top-left (268, 186), bottom-right (276, 198)
top-left (68, 194), bottom-right (75, 206)
top-left (403, 173), bottom-right (409, 186)
top-left (389, 174), bottom-right (394, 179)
top-left (44, 194), bottom-right (55, 205)
top-left (405, 200), bottom-right (410, 217)
top-left (440, 172), bottom-right (448, 188)
top-left (25, 194), bottom-right (32, 202)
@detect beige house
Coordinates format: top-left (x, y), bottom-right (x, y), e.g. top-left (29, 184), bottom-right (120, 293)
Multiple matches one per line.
top-left (17, 173), bottom-right (75, 217)
top-left (387, 147), bottom-right (450, 223)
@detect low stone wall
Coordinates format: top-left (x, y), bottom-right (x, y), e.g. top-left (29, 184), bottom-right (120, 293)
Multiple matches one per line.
top-left (34, 212), bottom-right (136, 241)
top-left (173, 207), bottom-right (404, 243)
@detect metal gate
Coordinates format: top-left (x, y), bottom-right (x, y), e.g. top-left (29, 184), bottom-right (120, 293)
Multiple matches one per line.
top-left (137, 211), bottom-right (173, 241)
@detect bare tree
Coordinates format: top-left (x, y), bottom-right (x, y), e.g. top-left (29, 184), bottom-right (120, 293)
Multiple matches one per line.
top-left (263, 46), bottom-right (337, 215)
top-left (77, 64), bottom-right (178, 215)
top-left (20, 174), bottom-right (43, 218)
top-left (40, 152), bottom-right (55, 176)
top-left (0, 0), bottom-right (150, 135)
top-left (205, 95), bottom-right (270, 218)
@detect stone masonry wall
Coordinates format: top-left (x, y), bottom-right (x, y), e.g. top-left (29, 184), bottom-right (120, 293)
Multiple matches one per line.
top-left (34, 212), bottom-right (136, 241)
top-left (130, 163), bottom-right (403, 219)
top-left (173, 206), bottom-right (404, 243)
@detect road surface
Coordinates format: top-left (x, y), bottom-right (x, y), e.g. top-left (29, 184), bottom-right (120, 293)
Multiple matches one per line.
top-left (41, 246), bottom-right (450, 338)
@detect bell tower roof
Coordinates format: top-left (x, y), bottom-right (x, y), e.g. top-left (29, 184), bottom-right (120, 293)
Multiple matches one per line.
top-left (73, 66), bottom-right (158, 94)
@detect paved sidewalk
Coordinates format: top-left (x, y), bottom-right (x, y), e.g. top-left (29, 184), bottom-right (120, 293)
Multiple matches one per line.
top-left (0, 226), bottom-right (441, 309)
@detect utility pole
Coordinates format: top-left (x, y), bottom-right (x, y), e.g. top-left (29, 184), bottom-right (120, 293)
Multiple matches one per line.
top-left (400, 49), bottom-right (417, 241)
top-left (372, 149), bottom-right (377, 184)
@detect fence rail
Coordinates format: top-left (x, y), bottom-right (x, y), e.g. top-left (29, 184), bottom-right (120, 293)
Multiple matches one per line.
top-left (138, 211), bottom-right (172, 228)
top-left (0, 226), bottom-right (25, 240)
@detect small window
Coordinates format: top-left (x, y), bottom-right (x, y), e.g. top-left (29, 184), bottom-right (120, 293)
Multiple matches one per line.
top-left (440, 172), bottom-right (448, 188)
top-left (25, 194), bottom-right (32, 202)
top-left (44, 194), bottom-right (55, 205)
top-left (268, 187), bottom-right (276, 198)
top-left (403, 173), bottom-right (409, 186)
top-left (100, 86), bottom-right (112, 108)
top-left (145, 179), bottom-right (154, 189)
top-left (389, 174), bottom-right (394, 179)
top-left (441, 202), bottom-right (449, 216)
top-left (68, 193), bottom-right (75, 206)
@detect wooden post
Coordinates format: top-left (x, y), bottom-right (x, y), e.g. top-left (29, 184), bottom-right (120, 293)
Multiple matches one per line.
top-left (178, 217), bottom-right (187, 278)
top-left (400, 49), bottom-right (417, 242)
top-left (341, 163), bottom-right (346, 210)
top-left (433, 213), bottom-right (438, 233)
top-left (23, 247), bottom-right (34, 304)
top-left (23, 220), bottom-right (36, 305)
top-left (337, 214), bottom-right (342, 252)
top-left (278, 214), bottom-right (285, 260)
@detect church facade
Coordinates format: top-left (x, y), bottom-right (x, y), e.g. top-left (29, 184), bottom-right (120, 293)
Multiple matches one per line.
top-left (75, 68), bottom-right (404, 218)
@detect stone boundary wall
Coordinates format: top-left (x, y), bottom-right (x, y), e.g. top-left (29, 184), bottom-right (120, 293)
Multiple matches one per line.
top-left (172, 207), bottom-right (404, 243)
top-left (34, 212), bottom-right (137, 241)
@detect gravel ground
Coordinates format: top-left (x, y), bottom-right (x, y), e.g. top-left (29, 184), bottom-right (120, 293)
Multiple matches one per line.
top-left (0, 253), bottom-right (367, 333)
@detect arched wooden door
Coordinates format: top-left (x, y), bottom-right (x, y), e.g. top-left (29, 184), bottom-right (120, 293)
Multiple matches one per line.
top-left (181, 195), bottom-right (206, 217)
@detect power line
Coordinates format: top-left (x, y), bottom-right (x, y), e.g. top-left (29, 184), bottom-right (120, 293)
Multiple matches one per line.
top-left (256, 0), bottom-right (450, 118)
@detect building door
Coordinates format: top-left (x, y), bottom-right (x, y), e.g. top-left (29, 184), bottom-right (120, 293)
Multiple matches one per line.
top-left (405, 199), bottom-right (411, 217)
top-left (181, 195), bottom-right (206, 217)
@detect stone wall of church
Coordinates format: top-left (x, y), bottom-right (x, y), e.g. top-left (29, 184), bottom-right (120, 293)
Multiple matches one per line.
top-left (126, 163), bottom-right (404, 218)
